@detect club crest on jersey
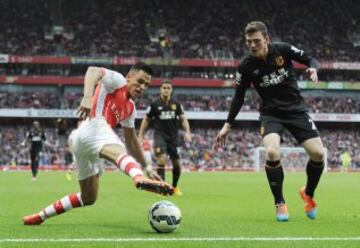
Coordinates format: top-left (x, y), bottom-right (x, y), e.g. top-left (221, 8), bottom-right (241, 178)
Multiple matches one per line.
top-left (171, 104), bottom-right (177, 110)
top-left (275, 56), bottom-right (284, 66)
top-left (126, 105), bottom-right (132, 115)
top-left (260, 126), bottom-right (265, 136)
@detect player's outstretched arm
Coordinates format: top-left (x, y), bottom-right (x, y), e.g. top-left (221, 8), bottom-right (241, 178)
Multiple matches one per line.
top-left (77, 66), bottom-right (104, 120)
top-left (282, 43), bottom-right (319, 84)
top-left (216, 82), bottom-right (246, 148)
top-left (215, 122), bottom-right (232, 148)
top-left (123, 127), bottom-right (162, 181)
top-left (305, 68), bottom-right (318, 83)
top-left (138, 116), bottom-right (151, 143)
top-left (179, 114), bottom-right (192, 142)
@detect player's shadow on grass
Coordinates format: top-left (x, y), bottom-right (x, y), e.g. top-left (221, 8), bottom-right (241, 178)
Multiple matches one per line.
top-left (47, 221), bottom-right (180, 235)
top-left (94, 223), bottom-right (180, 235)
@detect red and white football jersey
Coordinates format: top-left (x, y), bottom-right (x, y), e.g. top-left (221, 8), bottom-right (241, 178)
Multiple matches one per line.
top-left (90, 68), bottom-right (135, 128)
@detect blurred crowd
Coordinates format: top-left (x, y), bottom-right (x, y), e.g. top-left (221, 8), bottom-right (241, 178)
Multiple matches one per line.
top-left (180, 128), bottom-right (360, 170)
top-left (1, 126), bottom-right (359, 170)
top-left (1, 90), bottom-right (359, 113)
top-left (0, 0), bottom-right (359, 172)
top-left (0, 0), bottom-right (359, 60)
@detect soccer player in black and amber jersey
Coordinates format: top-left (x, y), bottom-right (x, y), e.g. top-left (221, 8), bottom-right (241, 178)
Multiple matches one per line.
top-left (139, 80), bottom-right (192, 196)
top-left (216, 21), bottom-right (324, 221)
top-left (25, 121), bottom-right (45, 181)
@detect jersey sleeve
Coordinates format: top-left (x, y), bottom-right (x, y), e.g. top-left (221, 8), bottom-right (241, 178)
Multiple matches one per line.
top-left (235, 62), bottom-right (252, 87)
top-left (226, 63), bottom-right (251, 125)
top-left (279, 42), bottom-right (319, 69)
top-left (100, 68), bottom-right (126, 93)
top-left (176, 103), bottom-right (185, 116)
top-left (120, 109), bottom-right (136, 128)
top-left (146, 103), bottom-right (155, 119)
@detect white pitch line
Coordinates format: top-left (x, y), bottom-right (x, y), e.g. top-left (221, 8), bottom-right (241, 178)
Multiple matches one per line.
top-left (1, 237), bottom-right (360, 242)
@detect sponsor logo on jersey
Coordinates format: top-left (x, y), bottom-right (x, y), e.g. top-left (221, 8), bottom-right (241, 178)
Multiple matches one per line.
top-left (275, 56), bottom-right (284, 66)
top-left (259, 68), bottom-right (289, 87)
top-left (111, 103), bottom-right (121, 123)
top-left (156, 147), bottom-right (161, 154)
top-left (32, 136), bottom-right (42, 141)
top-left (159, 111), bottom-right (176, 120)
top-left (171, 104), bottom-right (177, 110)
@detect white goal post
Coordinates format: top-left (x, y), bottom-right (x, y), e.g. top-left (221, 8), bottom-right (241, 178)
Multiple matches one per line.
top-left (253, 147), bottom-right (328, 172)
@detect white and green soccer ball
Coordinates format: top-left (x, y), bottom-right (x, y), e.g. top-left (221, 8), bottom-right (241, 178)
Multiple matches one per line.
top-left (148, 200), bottom-right (181, 233)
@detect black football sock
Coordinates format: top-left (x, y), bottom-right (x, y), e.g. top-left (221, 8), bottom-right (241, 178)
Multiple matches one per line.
top-left (305, 160), bottom-right (324, 198)
top-left (265, 160), bottom-right (285, 205)
top-left (172, 166), bottom-right (181, 187)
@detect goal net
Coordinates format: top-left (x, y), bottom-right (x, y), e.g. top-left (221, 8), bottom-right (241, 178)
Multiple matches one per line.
top-left (253, 147), bottom-right (328, 172)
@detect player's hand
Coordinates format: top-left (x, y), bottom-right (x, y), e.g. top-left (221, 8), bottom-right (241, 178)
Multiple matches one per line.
top-left (184, 132), bottom-right (192, 143)
top-left (215, 123), bottom-right (231, 148)
top-left (145, 166), bottom-right (163, 181)
top-left (306, 68), bottom-right (318, 83)
top-left (76, 96), bottom-right (92, 120)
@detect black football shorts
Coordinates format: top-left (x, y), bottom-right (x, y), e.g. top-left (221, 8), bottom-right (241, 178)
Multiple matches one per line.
top-left (153, 134), bottom-right (180, 159)
top-left (259, 112), bottom-right (320, 144)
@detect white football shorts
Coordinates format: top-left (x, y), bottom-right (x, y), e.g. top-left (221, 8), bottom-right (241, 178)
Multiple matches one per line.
top-left (70, 117), bottom-right (125, 180)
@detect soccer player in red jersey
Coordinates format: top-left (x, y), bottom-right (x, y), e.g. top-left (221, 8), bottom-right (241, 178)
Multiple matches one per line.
top-left (23, 63), bottom-right (174, 225)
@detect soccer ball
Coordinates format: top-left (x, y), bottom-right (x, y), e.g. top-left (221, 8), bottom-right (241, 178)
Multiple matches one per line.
top-left (148, 200), bottom-right (181, 233)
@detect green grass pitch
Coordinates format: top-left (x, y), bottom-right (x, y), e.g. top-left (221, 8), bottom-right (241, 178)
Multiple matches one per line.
top-left (0, 171), bottom-right (359, 248)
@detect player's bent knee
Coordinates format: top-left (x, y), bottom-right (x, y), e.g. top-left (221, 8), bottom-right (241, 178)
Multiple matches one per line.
top-left (310, 149), bottom-right (325, 162)
top-left (156, 155), bottom-right (167, 165)
top-left (100, 144), bottom-right (127, 163)
top-left (266, 148), bottom-right (280, 161)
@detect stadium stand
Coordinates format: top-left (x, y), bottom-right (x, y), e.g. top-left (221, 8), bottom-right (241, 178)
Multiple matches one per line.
top-left (0, 0), bottom-right (359, 172)
top-left (0, 0), bottom-right (359, 60)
